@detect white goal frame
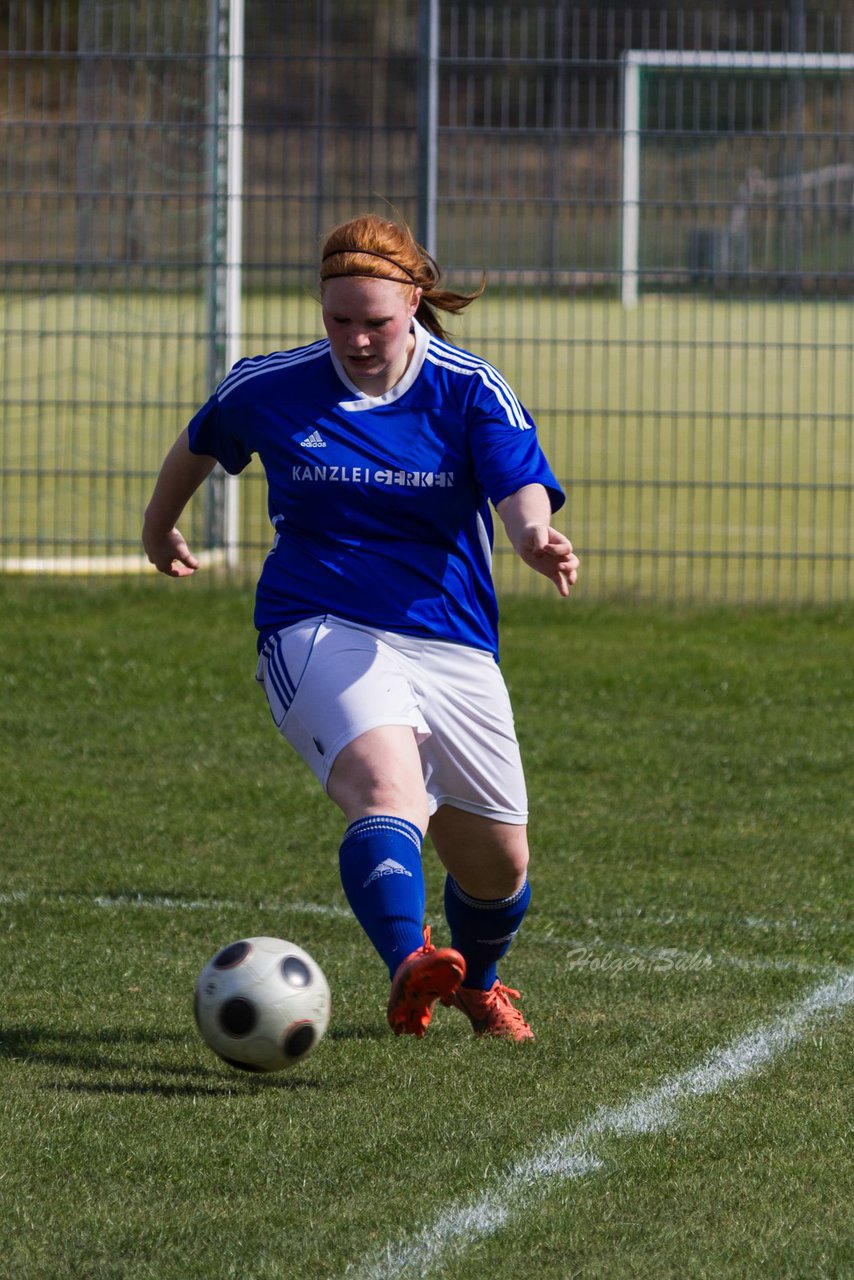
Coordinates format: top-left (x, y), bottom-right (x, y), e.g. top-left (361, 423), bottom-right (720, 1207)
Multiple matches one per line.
top-left (620, 50), bottom-right (854, 308)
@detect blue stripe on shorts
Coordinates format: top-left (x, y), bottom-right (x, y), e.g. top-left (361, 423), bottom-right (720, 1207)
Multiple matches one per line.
top-left (266, 635), bottom-right (296, 717)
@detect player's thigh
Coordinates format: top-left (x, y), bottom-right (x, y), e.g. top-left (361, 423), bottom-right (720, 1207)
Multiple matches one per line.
top-left (256, 617), bottom-right (428, 790)
top-left (327, 724), bottom-right (429, 832)
top-left (428, 805), bottom-right (529, 899)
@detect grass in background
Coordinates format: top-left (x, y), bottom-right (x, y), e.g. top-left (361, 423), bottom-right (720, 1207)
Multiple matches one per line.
top-left (1, 579), bottom-right (852, 1279)
top-left (2, 291), bottom-right (853, 600)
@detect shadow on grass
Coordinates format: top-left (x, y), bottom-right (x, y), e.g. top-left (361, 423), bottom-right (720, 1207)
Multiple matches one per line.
top-left (0, 1023), bottom-right (322, 1092)
top-left (1, 1023), bottom-right (196, 1071)
top-left (327, 1023), bottom-right (385, 1043)
top-left (1, 1020), bottom-right (392, 1093)
top-left (42, 1076), bottom-right (323, 1096)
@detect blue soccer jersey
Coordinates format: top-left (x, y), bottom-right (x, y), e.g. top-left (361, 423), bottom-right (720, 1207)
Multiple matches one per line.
top-left (187, 318), bottom-right (565, 657)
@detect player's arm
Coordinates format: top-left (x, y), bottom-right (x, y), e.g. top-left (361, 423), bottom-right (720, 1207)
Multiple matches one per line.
top-left (142, 428), bottom-right (218, 577)
top-left (496, 483), bottom-right (579, 597)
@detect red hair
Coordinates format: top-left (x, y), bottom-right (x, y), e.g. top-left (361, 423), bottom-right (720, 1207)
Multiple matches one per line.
top-left (320, 214), bottom-right (484, 341)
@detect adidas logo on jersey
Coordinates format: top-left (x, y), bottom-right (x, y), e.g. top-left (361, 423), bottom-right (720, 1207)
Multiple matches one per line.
top-left (363, 858), bottom-right (414, 888)
top-left (300, 430), bottom-right (326, 448)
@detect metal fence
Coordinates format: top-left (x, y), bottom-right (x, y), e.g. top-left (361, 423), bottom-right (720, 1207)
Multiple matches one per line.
top-left (2, 0), bottom-right (853, 600)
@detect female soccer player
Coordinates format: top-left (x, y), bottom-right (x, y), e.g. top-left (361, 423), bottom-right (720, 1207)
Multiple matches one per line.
top-left (143, 214), bottom-right (579, 1042)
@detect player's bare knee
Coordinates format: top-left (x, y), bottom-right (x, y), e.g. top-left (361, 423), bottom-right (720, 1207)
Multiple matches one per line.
top-left (489, 849), bottom-right (529, 897)
top-left (433, 825), bottom-right (529, 900)
top-left (328, 752), bottom-right (428, 831)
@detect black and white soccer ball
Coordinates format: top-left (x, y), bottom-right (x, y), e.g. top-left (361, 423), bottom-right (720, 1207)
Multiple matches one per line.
top-left (194, 936), bottom-right (331, 1072)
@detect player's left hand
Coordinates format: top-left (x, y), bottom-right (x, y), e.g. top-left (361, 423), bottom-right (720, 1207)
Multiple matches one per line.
top-left (517, 526), bottom-right (580, 597)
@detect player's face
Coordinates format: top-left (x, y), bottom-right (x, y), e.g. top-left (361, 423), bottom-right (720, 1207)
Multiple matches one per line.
top-left (321, 276), bottom-right (422, 395)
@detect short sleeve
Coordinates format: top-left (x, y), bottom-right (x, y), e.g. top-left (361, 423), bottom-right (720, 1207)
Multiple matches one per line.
top-left (468, 376), bottom-right (565, 514)
top-left (186, 392), bottom-right (253, 476)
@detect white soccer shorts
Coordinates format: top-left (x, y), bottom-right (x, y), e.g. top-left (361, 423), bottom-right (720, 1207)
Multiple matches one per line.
top-left (255, 614), bottom-right (528, 823)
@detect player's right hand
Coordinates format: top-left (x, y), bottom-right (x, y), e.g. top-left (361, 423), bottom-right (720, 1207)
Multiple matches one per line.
top-left (142, 525), bottom-right (200, 577)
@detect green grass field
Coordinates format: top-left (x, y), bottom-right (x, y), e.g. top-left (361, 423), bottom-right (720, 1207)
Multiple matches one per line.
top-left (1, 579), bottom-right (852, 1278)
top-left (2, 290), bottom-right (853, 600)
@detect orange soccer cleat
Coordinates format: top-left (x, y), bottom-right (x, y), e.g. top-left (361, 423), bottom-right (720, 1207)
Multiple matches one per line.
top-left (444, 979), bottom-right (534, 1041)
top-left (387, 926), bottom-right (466, 1038)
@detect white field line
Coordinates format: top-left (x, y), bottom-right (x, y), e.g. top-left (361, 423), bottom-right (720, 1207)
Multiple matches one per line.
top-left (346, 969), bottom-right (854, 1280)
top-left (2, 890), bottom-right (847, 943)
top-left (570, 906), bottom-right (851, 939)
top-left (0, 892), bottom-right (842, 976)
top-left (0, 549), bottom-right (229, 575)
top-left (0, 889), bottom-right (351, 919)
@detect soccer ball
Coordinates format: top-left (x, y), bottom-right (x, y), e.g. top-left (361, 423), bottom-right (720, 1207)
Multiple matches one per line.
top-left (194, 936), bottom-right (331, 1072)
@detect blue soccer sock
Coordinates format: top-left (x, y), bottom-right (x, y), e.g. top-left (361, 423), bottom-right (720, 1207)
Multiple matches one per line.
top-left (444, 875), bottom-right (532, 991)
top-left (339, 816), bottom-right (427, 979)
